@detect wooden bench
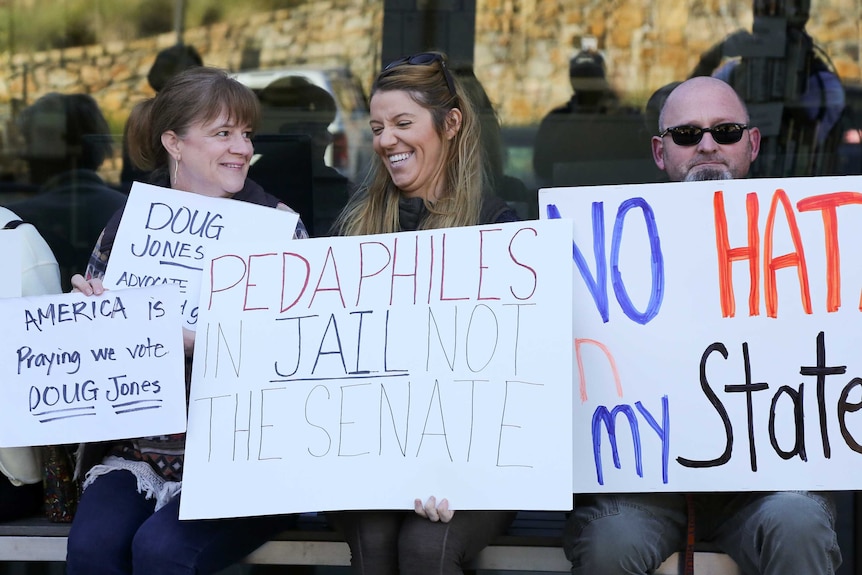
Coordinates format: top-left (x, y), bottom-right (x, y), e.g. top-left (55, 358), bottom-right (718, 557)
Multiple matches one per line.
top-left (244, 532), bottom-right (739, 574)
top-left (0, 512), bottom-right (740, 574)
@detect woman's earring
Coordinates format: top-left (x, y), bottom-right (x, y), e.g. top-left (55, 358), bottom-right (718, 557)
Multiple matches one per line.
top-left (173, 158), bottom-right (180, 186)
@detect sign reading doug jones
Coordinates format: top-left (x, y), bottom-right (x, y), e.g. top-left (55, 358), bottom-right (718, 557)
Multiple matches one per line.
top-left (104, 183), bottom-right (299, 330)
top-left (541, 176), bottom-right (862, 493)
top-left (0, 285), bottom-right (186, 447)
top-left (179, 220), bottom-right (574, 519)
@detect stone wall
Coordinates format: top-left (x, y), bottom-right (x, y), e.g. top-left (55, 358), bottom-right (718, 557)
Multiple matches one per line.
top-left (0, 0), bottom-right (858, 136)
top-left (0, 2), bottom-right (384, 178)
top-left (477, 0), bottom-right (860, 124)
top-left (0, 2), bottom-right (384, 130)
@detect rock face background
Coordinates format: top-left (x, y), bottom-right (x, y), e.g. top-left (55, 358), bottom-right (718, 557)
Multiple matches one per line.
top-left (0, 0), bottom-right (858, 175)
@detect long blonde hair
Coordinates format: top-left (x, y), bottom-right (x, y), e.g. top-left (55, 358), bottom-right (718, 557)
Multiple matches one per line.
top-left (335, 52), bottom-right (485, 236)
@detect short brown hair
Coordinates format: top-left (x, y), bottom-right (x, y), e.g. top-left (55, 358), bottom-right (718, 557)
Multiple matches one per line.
top-left (127, 66), bottom-right (260, 172)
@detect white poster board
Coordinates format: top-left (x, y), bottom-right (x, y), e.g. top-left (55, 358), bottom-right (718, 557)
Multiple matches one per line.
top-left (0, 231), bottom-right (22, 298)
top-left (540, 175), bottom-right (862, 493)
top-left (180, 219), bottom-right (574, 519)
top-left (104, 182), bottom-right (299, 330)
top-left (0, 285), bottom-right (186, 447)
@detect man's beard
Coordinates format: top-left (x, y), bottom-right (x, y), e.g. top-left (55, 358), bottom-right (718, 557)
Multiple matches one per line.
top-left (684, 165), bottom-right (733, 182)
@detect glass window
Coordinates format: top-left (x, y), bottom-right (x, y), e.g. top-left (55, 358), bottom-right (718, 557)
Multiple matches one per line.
top-left (0, 3), bottom-right (857, 264)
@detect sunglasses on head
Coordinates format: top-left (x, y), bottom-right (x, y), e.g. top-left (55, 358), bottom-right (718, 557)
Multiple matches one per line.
top-left (383, 52), bottom-right (457, 97)
top-left (659, 123), bottom-right (748, 146)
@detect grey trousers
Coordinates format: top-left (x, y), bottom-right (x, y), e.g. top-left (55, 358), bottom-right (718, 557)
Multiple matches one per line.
top-left (329, 509), bottom-right (516, 575)
top-left (563, 491), bottom-right (841, 575)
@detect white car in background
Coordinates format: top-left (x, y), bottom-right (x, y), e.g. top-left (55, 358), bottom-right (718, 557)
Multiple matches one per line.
top-left (233, 66), bottom-right (373, 183)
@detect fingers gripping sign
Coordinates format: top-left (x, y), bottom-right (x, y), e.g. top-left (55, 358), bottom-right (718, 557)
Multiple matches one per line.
top-left (70, 274), bottom-right (105, 296)
top-left (414, 496), bottom-right (454, 523)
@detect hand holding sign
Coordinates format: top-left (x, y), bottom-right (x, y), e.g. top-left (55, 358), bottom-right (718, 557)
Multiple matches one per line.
top-left (415, 496), bottom-right (454, 523)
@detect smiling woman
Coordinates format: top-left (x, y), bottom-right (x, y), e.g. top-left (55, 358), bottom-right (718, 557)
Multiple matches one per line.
top-left (332, 51), bottom-right (516, 237)
top-left (163, 112), bottom-right (256, 198)
top-left (328, 51), bottom-right (520, 575)
top-left (369, 89), bottom-right (457, 201)
top-left (64, 67), bottom-right (307, 575)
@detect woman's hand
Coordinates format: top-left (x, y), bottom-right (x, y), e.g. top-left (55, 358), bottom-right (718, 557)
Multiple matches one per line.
top-left (414, 496), bottom-right (454, 523)
top-left (70, 274), bottom-right (104, 296)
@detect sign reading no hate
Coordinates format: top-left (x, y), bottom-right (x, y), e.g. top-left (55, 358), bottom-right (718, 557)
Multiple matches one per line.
top-left (542, 175), bottom-right (862, 493)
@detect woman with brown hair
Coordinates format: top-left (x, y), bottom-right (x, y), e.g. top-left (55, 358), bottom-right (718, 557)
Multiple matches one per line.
top-left (66, 66), bottom-right (306, 575)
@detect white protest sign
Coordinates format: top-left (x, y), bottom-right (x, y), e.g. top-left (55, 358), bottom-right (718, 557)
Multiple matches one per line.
top-left (104, 182), bottom-right (299, 330)
top-left (0, 285), bottom-right (186, 447)
top-left (0, 230), bottom-right (22, 298)
top-left (540, 175), bottom-right (862, 493)
top-left (180, 219), bottom-right (574, 519)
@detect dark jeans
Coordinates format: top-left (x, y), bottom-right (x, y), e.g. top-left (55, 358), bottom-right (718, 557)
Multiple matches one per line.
top-left (66, 469), bottom-right (295, 575)
top-left (329, 509), bottom-right (516, 575)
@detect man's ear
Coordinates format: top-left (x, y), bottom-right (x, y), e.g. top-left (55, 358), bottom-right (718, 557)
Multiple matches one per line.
top-left (651, 135), bottom-right (666, 171)
top-left (748, 126), bottom-right (761, 162)
top-left (444, 108), bottom-right (463, 140)
top-left (161, 130), bottom-right (181, 160)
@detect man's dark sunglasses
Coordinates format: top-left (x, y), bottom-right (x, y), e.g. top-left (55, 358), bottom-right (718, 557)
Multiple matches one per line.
top-left (383, 52), bottom-right (457, 97)
top-left (659, 123), bottom-right (748, 146)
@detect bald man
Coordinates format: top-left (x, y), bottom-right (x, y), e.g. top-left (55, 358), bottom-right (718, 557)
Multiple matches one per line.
top-left (652, 76), bottom-right (761, 182)
top-left (562, 77), bottom-right (841, 575)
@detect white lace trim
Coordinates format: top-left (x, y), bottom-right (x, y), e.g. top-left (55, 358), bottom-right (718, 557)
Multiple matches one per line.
top-left (82, 456), bottom-right (182, 511)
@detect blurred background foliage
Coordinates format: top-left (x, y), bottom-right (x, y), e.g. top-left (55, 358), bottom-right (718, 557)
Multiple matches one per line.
top-left (0, 0), bottom-right (303, 52)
